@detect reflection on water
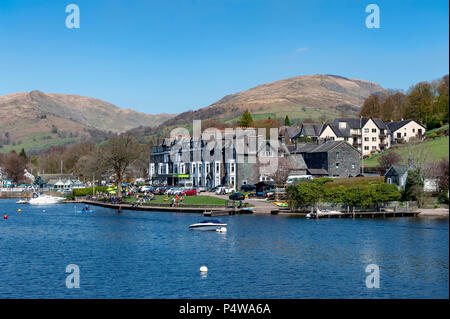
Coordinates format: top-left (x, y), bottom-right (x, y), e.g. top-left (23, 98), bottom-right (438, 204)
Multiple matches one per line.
top-left (0, 199), bottom-right (448, 299)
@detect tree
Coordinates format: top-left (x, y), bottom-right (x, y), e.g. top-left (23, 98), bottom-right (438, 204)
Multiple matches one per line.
top-left (437, 158), bottom-right (449, 203)
top-left (238, 110), bottom-right (254, 127)
top-left (403, 169), bottom-right (424, 206)
top-left (3, 151), bottom-right (26, 183)
top-left (377, 152), bottom-right (402, 173)
top-left (284, 115), bottom-right (291, 126)
top-left (360, 94), bottom-right (382, 118)
top-left (100, 135), bottom-right (143, 198)
top-left (406, 82), bottom-right (434, 126)
top-left (268, 156), bottom-right (295, 186)
top-left (19, 148), bottom-right (28, 161)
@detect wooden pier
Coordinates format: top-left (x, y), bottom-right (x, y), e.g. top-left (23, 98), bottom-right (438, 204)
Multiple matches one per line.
top-left (203, 208), bottom-right (254, 217)
top-left (271, 210), bottom-right (419, 218)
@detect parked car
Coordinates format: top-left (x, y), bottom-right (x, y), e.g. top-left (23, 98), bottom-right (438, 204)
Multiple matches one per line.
top-left (240, 184), bottom-right (256, 192)
top-left (139, 185), bottom-right (153, 193)
top-left (181, 189), bottom-right (197, 196)
top-left (229, 192), bottom-right (245, 201)
top-left (210, 185), bottom-right (223, 193)
top-left (216, 186), bottom-right (235, 195)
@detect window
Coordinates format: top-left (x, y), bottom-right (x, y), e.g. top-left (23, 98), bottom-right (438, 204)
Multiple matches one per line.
top-left (364, 146), bottom-right (369, 150)
top-left (335, 163), bottom-right (340, 169)
top-left (372, 137), bottom-right (377, 142)
top-left (351, 163), bottom-right (355, 169)
top-left (231, 163), bottom-right (235, 173)
top-left (215, 162), bottom-right (220, 173)
top-left (372, 128), bottom-right (377, 133)
top-left (364, 137), bottom-right (369, 141)
top-left (397, 132), bottom-right (401, 138)
top-left (412, 128), bottom-right (415, 133)
top-left (364, 128), bottom-right (369, 133)
top-left (336, 151), bottom-right (339, 158)
top-left (372, 146), bottom-right (377, 150)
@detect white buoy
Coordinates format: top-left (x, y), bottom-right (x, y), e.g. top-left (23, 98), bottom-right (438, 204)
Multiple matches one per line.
top-left (200, 265), bottom-right (208, 273)
top-left (216, 227), bottom-right (227, 233)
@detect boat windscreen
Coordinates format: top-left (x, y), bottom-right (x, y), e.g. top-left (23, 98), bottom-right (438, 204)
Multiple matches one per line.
top-left (200, 219), bottom-right (221, 223)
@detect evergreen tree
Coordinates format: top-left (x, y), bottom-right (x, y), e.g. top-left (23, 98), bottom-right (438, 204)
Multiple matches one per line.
top-left (238, 110), bottom-right (253, 127)
top-left (19, 148), bottom-right (27, 161)
top-left (284, 115), bottom-right (291, 126)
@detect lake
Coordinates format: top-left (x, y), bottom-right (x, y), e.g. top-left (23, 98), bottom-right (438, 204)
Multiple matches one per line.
top-left (0, 199), bottom-right (448, 298)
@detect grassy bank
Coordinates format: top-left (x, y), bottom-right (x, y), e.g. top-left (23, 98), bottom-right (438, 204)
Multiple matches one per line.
top-left (363, 136), bottom-right (449, 167)
top-left (125, 194), bottom-right (227, 206)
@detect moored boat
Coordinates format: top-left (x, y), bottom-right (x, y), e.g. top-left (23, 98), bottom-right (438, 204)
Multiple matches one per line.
top-left (306, 208), bottom-right (343, 218)
top-left (29, 193), bottom-right (65, 205)
top-left (189, 219), bottom-right (227, 231)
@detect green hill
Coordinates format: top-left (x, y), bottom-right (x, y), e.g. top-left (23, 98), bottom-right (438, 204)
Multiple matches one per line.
top-left (363, 136), bottom-right (449, 167)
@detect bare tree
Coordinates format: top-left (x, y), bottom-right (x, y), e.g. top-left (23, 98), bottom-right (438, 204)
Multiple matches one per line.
top-left (100, 135), bottom-right (143, 198)
top-left (2, 151), bottom-right (26, 183)
top-left (268, 156), bottom-right (296, 186)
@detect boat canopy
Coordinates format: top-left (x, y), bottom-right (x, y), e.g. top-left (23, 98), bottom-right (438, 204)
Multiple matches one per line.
top-left (200, 219), bottom-right (222, 224)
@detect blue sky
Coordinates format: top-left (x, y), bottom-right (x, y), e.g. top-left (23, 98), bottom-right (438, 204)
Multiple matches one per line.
top-left (0, 0), bottom-right (448, 114)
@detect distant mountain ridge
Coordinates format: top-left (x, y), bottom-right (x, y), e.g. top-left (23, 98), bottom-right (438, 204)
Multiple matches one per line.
top-left (160, 74), bottom-right (384, 128)
top-left (0, 91), bottom-right (175, 152)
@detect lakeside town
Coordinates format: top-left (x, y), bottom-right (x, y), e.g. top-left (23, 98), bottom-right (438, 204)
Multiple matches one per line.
top-left (1, 101), bottom-right (448, 217)
top-left (1, 0), bottom-right (449, 303)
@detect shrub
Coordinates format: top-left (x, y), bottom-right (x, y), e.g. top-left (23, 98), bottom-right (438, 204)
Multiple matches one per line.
top-left (73, 186), bottom-right (110, 197)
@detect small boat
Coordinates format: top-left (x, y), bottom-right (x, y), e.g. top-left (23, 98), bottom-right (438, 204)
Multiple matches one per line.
top-left (29, 193), bottom-right (65, 205)
top-left (189, 219), bottom-right (227, 231)
top-left (77, 210), bottom-right (95, 213)
top-left (274, 202), bottom-right (289, 207)
top-left (16, 199), bottom-right (29, 204)
top-left (306, 208), bottom-right (343, 219)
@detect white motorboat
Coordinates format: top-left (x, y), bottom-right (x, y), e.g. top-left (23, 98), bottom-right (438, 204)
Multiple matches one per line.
top-left (29, 193), bottom-right (65, 205)
top-left (189, 219), bottom-right (227, 231)
top-left (16, 199), bottom-right (29, 204)
top-left (306, 208), bottom-right (343, 219)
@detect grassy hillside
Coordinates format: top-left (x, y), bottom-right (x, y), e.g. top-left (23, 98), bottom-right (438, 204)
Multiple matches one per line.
top-left (160, 74), bottom-right (384, 129)
top-left (363, 136), bottom-right (449, 167)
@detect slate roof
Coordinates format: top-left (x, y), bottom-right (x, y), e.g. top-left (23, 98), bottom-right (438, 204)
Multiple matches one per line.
top-left (385, 165), bottom-right (409, 177)
top-left (386, 120), bottom-right (424, 132)
top-left (307, 168), bottom-right (329, 175)
top-left (298, 123), bottom-right (325, 137)
top-left (279, 126), bottom-right (301, 139)
top-left (293, 141), bottom-right (357, 154)
top-left (332, 117), bottom-right (389, 131)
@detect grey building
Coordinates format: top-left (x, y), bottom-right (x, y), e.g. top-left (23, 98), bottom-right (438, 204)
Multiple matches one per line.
top-left (290, 141), bottom-right (361, 177)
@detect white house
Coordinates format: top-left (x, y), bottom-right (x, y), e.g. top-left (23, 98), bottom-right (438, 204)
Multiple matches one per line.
top-left (387, 120), bottom-right (425, 144)
top-left (318, 118), bottom-right (391, 156)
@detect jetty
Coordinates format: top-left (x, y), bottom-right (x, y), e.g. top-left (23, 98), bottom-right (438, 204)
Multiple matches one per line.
top-left (270, 209), bottom-right (419, 218)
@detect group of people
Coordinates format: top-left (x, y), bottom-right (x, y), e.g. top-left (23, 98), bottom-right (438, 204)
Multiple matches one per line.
top-left (170, 194), bottom-right (184, 207)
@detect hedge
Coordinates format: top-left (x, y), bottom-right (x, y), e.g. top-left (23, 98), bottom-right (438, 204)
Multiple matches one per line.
top-left (73, 186), bottom-right (110, 197)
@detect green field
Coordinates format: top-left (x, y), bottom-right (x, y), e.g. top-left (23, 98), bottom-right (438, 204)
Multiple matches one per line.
top-left (126, 194), bottom-right (227, 206)
top-left (363, 136), bottom-right (449, 167)
top-left (0, 132), bottom-right (80, 153)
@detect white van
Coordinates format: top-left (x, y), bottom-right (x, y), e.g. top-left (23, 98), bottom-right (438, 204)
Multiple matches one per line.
top-left (286, 175), bottom-right (313, 185)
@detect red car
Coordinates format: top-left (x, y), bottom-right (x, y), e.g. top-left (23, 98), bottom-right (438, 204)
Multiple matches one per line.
top-left (181, 189), bottom-right (197, 196)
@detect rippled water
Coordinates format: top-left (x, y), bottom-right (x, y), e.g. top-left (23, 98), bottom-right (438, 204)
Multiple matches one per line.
top-left (0, 199), bottom-right (448, 298)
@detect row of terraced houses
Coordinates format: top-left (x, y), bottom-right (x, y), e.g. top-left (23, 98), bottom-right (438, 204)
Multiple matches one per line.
top-left (148, 118), bottom-right (425, 188)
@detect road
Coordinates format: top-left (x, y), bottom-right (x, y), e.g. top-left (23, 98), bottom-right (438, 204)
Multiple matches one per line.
top-left (201, 192), bottom-right (277, 214)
